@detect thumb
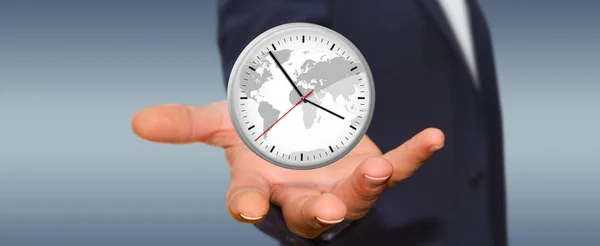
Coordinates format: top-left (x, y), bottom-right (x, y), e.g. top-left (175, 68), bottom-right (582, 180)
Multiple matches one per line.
top-left (131, 101), bottom-right (240, 147)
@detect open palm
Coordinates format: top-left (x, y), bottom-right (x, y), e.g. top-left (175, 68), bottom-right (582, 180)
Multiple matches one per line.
top-left (132, 101), bottom-right (444, 238)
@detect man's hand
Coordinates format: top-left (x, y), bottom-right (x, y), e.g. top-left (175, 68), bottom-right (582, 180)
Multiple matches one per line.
top-left (131, 101), bottom-right (444, 239)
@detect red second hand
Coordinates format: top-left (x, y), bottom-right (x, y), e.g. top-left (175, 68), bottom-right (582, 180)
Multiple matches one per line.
top-left (254, 90), bottom-right (314, 141)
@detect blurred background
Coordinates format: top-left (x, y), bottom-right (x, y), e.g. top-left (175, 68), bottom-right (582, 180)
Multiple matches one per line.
top-left (1, 0), bottom-right (599, 245)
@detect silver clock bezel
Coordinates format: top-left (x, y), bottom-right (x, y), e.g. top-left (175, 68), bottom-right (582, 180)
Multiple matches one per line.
top-left (226, 22), bottom-right (376, 170)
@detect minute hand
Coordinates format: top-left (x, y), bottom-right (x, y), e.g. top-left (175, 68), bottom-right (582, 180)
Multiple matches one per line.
top-left (269, 51), bottom-right (303, 97)
top-left (303, 99), bottom-right (345, 120)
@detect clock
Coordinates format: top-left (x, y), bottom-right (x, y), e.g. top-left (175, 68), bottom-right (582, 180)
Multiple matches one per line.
top-left (227, 23), bottom-right (375, 170)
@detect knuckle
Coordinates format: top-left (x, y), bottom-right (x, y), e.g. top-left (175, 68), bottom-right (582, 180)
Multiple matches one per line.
top-left (355, 189), bottom-right (381, 202)
top-left (353, 182), bottom-right (384, 202)
top-left (393, 166), bottom-right (416, 181)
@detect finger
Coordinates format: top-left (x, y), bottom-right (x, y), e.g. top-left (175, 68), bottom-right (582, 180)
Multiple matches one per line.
top-left (272, 187), bottom-right (347, 239)
top-left (227, 171), bottom-right (270, 223)
top-left (131, 102), bottom-right (240, 147)
top-left (330, 157), bottom-right (393, 220)
top-left (383, 127), bottom-right (445, 186)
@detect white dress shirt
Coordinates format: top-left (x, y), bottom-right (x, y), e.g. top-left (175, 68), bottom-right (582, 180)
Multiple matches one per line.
top-left (437, 0), bottom-right (479, 86)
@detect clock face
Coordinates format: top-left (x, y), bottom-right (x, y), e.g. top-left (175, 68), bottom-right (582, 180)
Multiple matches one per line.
top-left (227, 23), bottom-right (375, 170)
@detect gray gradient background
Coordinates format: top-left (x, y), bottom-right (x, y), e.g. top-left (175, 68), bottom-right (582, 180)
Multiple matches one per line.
top-left (1, 0), bottom-right (598, 245)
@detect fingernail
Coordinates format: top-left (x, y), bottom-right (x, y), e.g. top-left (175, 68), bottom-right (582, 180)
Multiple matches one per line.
top-left (364, 174), bottom-right (390, 189)
top-left (429, 145), bottom-right (443, 153)
top-left (240, 214), bottom-right (264, 221)
top-left (316, 217), bottom-right (345, 225)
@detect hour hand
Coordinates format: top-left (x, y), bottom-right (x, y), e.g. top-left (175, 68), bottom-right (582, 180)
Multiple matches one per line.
top-left (303, 99), bottom-right (345, 120)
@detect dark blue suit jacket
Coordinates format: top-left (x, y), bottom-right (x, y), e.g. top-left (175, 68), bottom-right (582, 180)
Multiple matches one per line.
top-left (218, 1), bottom-right (506, 245)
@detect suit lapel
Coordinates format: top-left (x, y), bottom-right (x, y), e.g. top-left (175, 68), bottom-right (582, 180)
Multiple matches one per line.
top-left (468, 0), bottom-right (494, 96)
top-left (418, 0), bottom-right (479, 89)
top-left (419, 0), bottom-right (466, 65)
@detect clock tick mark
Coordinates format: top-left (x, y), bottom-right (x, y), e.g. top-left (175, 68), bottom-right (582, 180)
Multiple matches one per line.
top-left (351, 66), bottom-right (358, 71)
top-left (248, 125), bottom-right (255, 130)
top-left (350, 125), bottom-right (357, 130)
top-left (330, 44), bottom-right (336, 51)
top-left (329, 146), bottom-right (334, 153)
top-left (240, 97), bottom-right (248, 99)
top-left (302, 35), bottom-right (305, 43)
top-left (271, 44), bottom-right (277, 51)
top-left (270, 146), bottom-right (275, 153)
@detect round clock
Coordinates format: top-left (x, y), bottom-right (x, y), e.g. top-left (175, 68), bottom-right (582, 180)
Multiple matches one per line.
top-left (227, 23), bottom-right (375, 170)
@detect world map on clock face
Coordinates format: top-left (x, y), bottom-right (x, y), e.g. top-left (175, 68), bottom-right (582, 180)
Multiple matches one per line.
top-left (242, 48), bottom-right (364, 140)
